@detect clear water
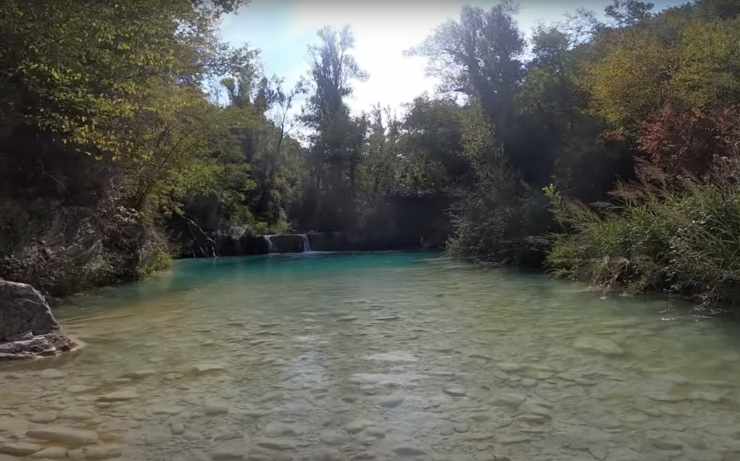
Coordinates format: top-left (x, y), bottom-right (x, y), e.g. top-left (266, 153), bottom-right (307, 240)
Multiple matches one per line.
top-left (2, 252), bottom-right (740, 460)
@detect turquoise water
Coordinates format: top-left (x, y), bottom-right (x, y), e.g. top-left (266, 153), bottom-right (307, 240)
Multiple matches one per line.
top-left (2, 252), bottom-right (740, 460)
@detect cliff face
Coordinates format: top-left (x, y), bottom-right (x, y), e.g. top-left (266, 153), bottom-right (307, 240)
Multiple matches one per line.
top-left (0, 197), bottom-right (169, 299)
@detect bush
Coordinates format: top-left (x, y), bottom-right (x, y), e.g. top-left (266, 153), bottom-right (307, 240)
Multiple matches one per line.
top-left (448, 167), bottom-right (553, 266)
top-left (546, 183), bottom-right (740, 307)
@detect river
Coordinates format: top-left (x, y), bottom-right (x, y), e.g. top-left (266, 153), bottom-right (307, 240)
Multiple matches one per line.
top-left (1, 252), bottom-right (740, 460)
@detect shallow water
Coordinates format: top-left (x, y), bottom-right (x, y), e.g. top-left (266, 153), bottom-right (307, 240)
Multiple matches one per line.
top-left (2, 252), bottom-right (740, 460)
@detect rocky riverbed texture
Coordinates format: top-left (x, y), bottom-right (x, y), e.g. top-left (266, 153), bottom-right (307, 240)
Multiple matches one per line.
top-left (3, 254), bottom-right (740, 459)
top-left (0, 279), bottom-right (76, 360)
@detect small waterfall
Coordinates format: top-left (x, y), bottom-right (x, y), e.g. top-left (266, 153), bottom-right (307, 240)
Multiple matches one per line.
top-left (300, 234), bottom-right (311, 252)
top-left (264, 235), bottom-right (275, 253)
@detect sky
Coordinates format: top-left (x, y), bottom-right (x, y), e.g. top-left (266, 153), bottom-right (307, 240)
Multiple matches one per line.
top-left (218, 0), bottom-right (687, 118)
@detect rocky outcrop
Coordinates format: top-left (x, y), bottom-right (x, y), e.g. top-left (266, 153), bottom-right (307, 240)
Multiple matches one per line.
top-left (0, 199), bottom-right (170, 298)
top-left (0, 279), bottom-right (75, 360)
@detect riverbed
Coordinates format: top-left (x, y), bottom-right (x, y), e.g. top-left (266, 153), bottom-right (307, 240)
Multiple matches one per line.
top-left (1, 252), bottom-right (740, 460)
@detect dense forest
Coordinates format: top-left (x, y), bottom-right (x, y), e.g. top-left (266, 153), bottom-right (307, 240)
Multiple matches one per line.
top-left (0, 0), bottom-right (738, 309)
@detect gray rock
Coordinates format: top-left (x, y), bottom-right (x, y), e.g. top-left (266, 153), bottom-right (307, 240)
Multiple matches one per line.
top-left (0, 332), bottom-right (75, 361)
top-left (0, 280), bottom-right (58, 341)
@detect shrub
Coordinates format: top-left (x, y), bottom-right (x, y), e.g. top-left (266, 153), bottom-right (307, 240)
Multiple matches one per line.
top-left (448, 165), bottom-right (553, 266)
top-left (546, 183), bottom-right (740, 307)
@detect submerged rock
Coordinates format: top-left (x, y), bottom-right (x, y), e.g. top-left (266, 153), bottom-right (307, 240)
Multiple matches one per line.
top-left (0, 279), bottom-right (75, 360)
top-left (27, 426), bottom-right (99, 446)
top-left (0, 442), bottom-right (43, 456)
top-left (443, 387), bottom-right (467, 397)
top-left (573, 336), bottom-right (624, 356)
top-left (493, 393), bottom-right (526, 408)
top-left (68, 445), bottom-right (122, 460)
top-left (30, 447), bottom-right (68, 459)
top-left (393, 446), bottom-right (427, 457)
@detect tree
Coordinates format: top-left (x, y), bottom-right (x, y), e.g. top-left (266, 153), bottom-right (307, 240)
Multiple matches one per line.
top-left (411, 3), bottom-right (524, 139)
top-left (360, 106), bottom-right (402, 202)
top-left (604, 0), bottom-right (655, 27)
top-left (583, 5), bottom-right (739, 135)
top-left (300, 26), bottom-right (367, 230)
top-left (399, 96), bottom-right (468, 194)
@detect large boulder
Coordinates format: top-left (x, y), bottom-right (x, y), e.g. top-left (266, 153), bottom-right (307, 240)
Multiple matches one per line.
top-left (0, 279), bottom-right (75, 360)
top-left (0, 279), bottom-right (59, 341)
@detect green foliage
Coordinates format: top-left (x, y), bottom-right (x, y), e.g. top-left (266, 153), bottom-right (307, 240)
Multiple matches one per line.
top-left (582, 28), bottom-right (675, 133)
top-left (547, 183), bottom-right (740, 306)
top-left (672, 18), bottom-right (740, 109)
top-left (447, 106), bottom-right (553, 264)
top-left (0, 1), bottom-right (245, 159)
top-left (582, 6), bottom-right (740, 134)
